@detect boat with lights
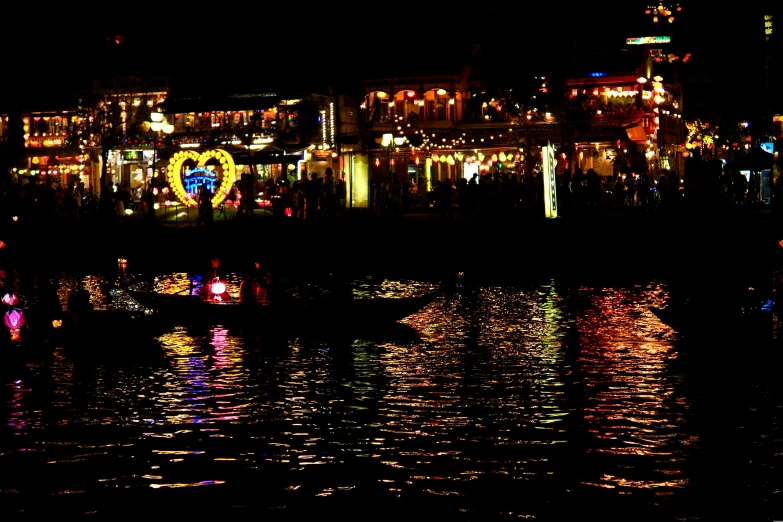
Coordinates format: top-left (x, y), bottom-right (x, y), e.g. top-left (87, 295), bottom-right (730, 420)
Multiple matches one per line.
top-left (126, 286), bottom-right (438, 330)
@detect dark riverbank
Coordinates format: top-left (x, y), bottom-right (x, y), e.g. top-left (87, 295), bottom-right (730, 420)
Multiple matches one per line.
top-left (1, 206), bottom-right (780, 288)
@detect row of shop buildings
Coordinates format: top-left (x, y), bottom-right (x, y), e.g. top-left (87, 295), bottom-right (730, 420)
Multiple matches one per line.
top-left (0, 42), bottom-right (686, 210)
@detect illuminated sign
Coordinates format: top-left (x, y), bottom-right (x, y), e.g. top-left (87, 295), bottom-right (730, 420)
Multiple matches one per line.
top-left (183, 167), bottom-right (217, 195)
top-left (123, 150), bottom-right (142, 161)
top-left (626, 36), bottom-right (671, 45)
top-left (761, 142), bottom-right (774, 154)
top-left (588, 72), bottom-right (606, 77)
top-left (541, 141), bottom-right (557, 219)
top-left (27, 136), bottom-right (64, 148)
top-left (167, 149), bottom-right (234, 207)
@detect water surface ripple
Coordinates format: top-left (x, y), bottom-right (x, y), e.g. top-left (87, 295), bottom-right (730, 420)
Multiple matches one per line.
top-left (1, 271), bottom-right (781, 521)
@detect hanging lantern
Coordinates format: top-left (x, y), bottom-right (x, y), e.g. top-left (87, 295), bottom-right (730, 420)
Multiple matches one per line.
top-left (478, 153), bottom-right (485, 162)
top-left (0, 240), bottom-right (5, 249)
top-left (447, 155), bottom-right (455, 165)
top-left (2, 294), bottom-right (18, 307)
top-left (439, 155), bottom-right (447, 163)
top-left (491, 154), bottom-right (498, 162)
top-left (374, 158), bottom-right (380, 167)
top-left (432, 154), bottom-right (440, 163)
top-left (499, 152), bottom-right (507, 162)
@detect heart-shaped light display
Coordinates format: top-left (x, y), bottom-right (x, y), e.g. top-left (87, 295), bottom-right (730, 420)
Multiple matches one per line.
top-left (167, 149), bottom-right (235, 207)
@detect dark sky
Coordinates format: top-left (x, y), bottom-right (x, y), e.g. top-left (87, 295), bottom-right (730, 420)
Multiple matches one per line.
top-left (3, 2), bottom-right (779, 120)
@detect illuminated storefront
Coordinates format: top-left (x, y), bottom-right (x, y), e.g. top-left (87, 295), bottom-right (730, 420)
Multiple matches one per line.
top-left (106, 149), bottom-right (157, 193)
top-left (22, 154), bottom-right (92, 188)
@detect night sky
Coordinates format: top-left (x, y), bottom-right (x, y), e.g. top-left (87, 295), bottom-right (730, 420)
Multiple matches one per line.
top-left (3, 2), bottom-right (779, 121)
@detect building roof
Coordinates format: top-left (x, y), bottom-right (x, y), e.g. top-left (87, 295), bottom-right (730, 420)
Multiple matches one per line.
top-left (566, 50), bottom-right (646, 78)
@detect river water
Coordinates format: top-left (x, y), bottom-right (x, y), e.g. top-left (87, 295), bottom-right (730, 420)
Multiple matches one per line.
top-left (0, 259), bottom-right (782, 522)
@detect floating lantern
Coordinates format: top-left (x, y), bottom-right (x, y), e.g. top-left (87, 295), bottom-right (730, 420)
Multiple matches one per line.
top-left (12, 216), bottom-right (18, 222)
top-left (0, 240), bottom-right (5, 248)
top-left (4, 310), bottom-right (22, 326)
top-left (52, 319), bottom-right (62, 329)
top-left (2, 294), bottom-right (18, 307)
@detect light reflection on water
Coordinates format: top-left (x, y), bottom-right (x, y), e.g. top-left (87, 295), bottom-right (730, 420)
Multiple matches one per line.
top-left (0, 272), bottom-right (782, 520)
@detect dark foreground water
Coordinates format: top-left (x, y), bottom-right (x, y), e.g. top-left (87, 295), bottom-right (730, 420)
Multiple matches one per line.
top-left (1, 260), bottom-right (782, 522)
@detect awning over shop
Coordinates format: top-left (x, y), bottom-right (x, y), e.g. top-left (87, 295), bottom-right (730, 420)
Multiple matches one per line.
top-left (162, 92), bottom-right (282, 114)
top-left (625, 125), bottom-right (648, 143)
top-left (727, 148), bottom-right (773, 171)
top-left (232, 148), bottom-right (304, 165)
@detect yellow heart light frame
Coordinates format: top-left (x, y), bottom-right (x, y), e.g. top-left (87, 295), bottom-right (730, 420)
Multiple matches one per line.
top-left (166, 148), bottom-right (235, 207)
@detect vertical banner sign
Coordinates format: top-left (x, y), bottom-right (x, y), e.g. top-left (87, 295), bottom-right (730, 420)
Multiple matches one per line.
top-left (542, 141), bottom-right (558, 218)
top-left (350, 154), bottom-right (369, 208)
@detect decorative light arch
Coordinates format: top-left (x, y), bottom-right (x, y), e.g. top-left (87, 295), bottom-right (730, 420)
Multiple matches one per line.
top-left (167, 148), bottom-right (235, 207)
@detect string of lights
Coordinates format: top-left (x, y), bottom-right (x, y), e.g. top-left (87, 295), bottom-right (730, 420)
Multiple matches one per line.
top-left (644, 3), bottom-right (682, 23)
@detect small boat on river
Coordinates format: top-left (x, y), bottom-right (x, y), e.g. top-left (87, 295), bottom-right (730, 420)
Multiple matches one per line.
top-left (1, 306), bottom-right (167, 366)
top-left (126, 288), bottom-right (438, 332)
top-left (650, 297), bottom-right (775, 339)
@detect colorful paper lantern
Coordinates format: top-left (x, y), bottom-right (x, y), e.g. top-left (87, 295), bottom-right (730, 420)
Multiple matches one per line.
top-left (4, 309), bottom-right (25, 329)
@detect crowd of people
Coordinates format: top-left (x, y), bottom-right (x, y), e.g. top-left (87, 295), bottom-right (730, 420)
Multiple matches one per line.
top-left (0, 162), bottom-right (772, 225)
top-left (368, 165), bottom-right (772, 219)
